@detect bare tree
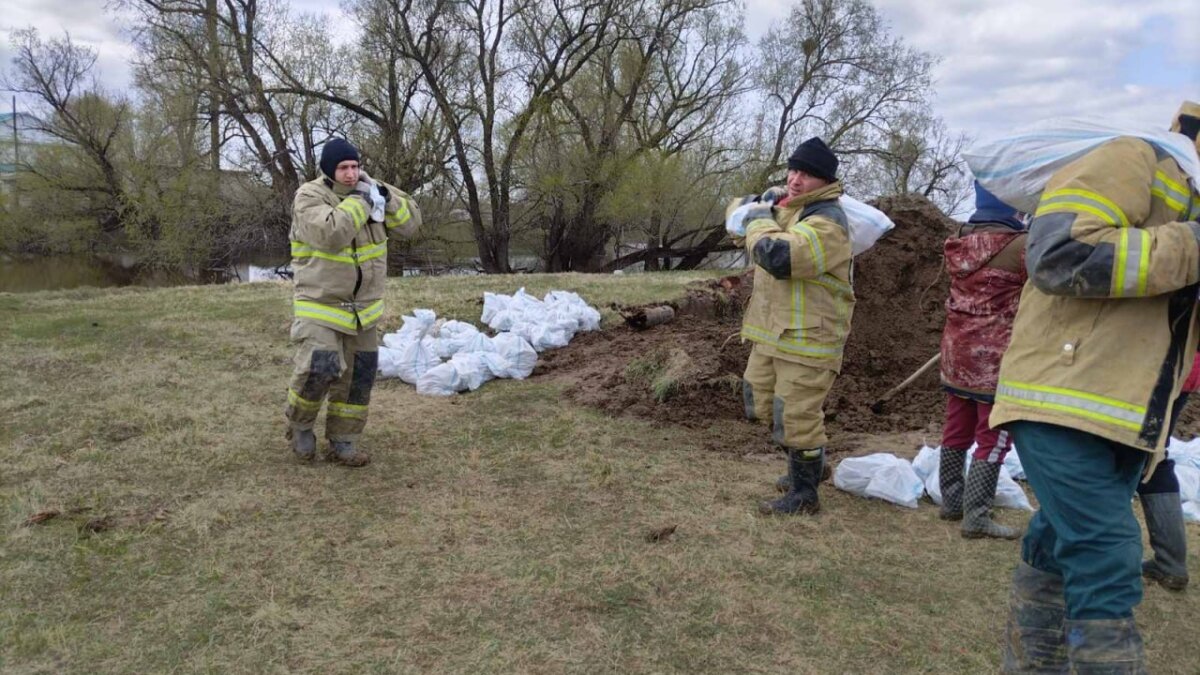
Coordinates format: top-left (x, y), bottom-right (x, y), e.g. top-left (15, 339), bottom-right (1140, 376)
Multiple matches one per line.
top-left (5, 29), bottom-right (132, 232)
top-left (752, 0), bottom-right (935, 185)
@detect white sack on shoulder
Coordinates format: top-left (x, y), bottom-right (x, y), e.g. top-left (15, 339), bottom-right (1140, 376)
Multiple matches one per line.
top-left (839, 195), bottom-right (896, 257)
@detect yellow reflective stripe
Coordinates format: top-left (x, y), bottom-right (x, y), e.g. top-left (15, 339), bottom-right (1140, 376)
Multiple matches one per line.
top-left (385, 199), bottom-right (412, 228)
top-left (294, 300), bottom-right (359, 330)
top-left (291, 241), bottom-right (386, 265)
top-left (337, 197), bottom-right (367, 229)
top-left (996, 380), bottom-right (1145, 431)
top-left (358, 299), bottom-right (385, 327)
top-left (1151, 171), bottom-right (1189, 214)
top-left (1113, 229), bottom-right (1151, 297)
top-left (788, 222), bottom-right (826, 275)
top-left (1036, 189), bottom-right (1129, 227)
top-left (740, 324), bottom-right (841, 357)
top-left (287, 388), bottom-right (322, 411)
top-left (328, 401), bottom-right (368, 419)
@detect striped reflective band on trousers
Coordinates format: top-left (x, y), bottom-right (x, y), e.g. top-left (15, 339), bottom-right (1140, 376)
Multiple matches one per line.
top-left (294, 299), bottom-right (385, 331)
top-left (996, 380), bottom-right (1145, 431)
top-left (328, 401), bottom-right (368, 419)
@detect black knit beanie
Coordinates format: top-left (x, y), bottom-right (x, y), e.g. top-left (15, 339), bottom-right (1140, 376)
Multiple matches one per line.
top-left (786, 137), bottom-right (838, 182)
top-left (319, 138), bottom-right (360, 179)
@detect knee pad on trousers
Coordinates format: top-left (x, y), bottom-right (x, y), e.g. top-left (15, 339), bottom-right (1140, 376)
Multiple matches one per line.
top-left (772, 396), bottom-right (785, 446)
top-left (348, 351), bottom-right (378, 405)
top-left (299, 349), bottom-right (341, 400)
top-left (742, 380), bottom-right (757, 421)
top-left (1137, 457), bottom-right (1179, 495)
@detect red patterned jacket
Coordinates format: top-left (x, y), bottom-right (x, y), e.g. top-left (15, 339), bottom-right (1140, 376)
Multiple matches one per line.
top-left (940, 223), bottom-right (1028, 402)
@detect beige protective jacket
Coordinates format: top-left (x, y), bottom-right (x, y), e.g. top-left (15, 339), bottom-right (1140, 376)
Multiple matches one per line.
top-left (991, 113), bottom-right (1200, 455)
top-left (290, 170), bottom-right (421, 334)
top-left (733, 182), bottom-right (855, 372)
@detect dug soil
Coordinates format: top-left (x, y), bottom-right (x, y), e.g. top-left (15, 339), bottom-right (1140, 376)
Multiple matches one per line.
top-left (534, 194), bottom-right (966, 456)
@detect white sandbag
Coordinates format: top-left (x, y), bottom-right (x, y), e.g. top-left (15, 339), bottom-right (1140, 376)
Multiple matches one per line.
top-left (397, 309), bottom-right (438, 339)
top-left (382, 332), bottom-right (413, 350)
top-left (1176, 465), bottom-right (1200, 504)
top-left (449, 352), bottom-right (494, 391)
top-left (1004, 447), bottom-right (1027, 481)
top-left (481, 292), bottom-right (511, 324)
top-left (487, 309), bottom-right (519, 332)
top-left (378, 345), bottom-right (404, 379)
top-left (545, 291), bottom-right (602, 332)
top-left (839, 195), bottom-right (896, 257)
top-left (1183, 500), bottom-right (1200, 523)
top-left (397, 336), bottom-right (441, 385)
top-left (453, 331), bottom-right (496, 354)
top-left (864, 460), bottom-right (925, 509)
top-left (416, 361), bottom-right (467, 396)
top-left (492, 333), bottom-right (538, 379)
top-left (834, 453), bottom-right (923, 508)
top-left (431, 337), bottom-right (459, 359)
top-left (964, 117), bottom-right (1200, 214)
top-left (527, 323), bottom-right (571, 351)
top-left (438, 320), bottom-right (479, 340)
top-left (478, 352), bottom-right (513, 379)
top-left (1167, 437), bottom-right (1200, 471)
top-left (911, 445), bottom-right (941, 482)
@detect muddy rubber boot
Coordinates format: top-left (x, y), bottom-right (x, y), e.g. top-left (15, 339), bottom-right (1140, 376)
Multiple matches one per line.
top-left (1140, 492), bottom-right (1189, 591)
top-left (1064, 617), bottom-right (1146, 674)
top-left (287, 425), bottom-right (317, 461)
top-left (759, 448), bottom-right (822, 515)
top-left (962, 460), bottom-right (1021, 540)
top-left (777, 461), bottom-right (832, 492)
top-left (1002, 562), bottom-right (1068, 673)
top-left (327, 440), bottom-right (371, 467)
top-left (939, 447), bottom-right (967, 521)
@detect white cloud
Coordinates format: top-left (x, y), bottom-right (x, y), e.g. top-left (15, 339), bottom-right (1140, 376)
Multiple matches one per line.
top-left (4, 0), bottom-right (1198, 141)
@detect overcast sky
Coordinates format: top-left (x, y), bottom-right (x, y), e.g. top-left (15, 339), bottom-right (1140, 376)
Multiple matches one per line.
top-left (2, 0), bottom-right (1197, 143)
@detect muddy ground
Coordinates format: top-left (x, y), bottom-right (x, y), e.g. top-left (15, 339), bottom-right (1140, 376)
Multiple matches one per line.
top-left (534, 193), bottom-right (1200, 456)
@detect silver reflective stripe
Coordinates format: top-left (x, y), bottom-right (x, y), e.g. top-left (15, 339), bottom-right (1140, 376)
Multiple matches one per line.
top-left (1038, 192), bottom-right (1125, 226)
top-left (1117, 228), bottom-right (1145, 297)
top-left (996, 383), bottom-right (1144, 427)
top-left (1151, 175), bottom-right (1189, 213)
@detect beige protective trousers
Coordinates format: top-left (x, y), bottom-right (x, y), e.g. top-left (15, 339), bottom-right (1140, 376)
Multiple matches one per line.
top-left (742, 343), bottom-right (837, 449)
top-left (284, 319), bottom-right (379, 441)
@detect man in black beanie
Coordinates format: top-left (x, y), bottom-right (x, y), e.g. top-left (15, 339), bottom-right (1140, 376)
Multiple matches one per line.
top-left (282, 138), bottom-right (422, 467)
top-left (725, 136), bottom-right (853, 515)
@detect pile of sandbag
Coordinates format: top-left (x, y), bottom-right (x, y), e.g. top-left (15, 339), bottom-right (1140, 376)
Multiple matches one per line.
top-left (377, 289), bottom-right (601, 396)
top-left (832, 446), bottom-right (1032, 511)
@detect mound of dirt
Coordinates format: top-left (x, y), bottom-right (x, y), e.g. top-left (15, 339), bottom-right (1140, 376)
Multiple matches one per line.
top-left (535, 193), bottom-right (959, 450)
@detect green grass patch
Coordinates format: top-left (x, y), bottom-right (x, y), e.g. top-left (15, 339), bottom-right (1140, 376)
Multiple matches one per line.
top-left (0, 271), bottom-right (1196, 673)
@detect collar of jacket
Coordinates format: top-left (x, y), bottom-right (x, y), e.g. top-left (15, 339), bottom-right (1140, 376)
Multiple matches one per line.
top-left (778, 181), bottom-right (843, 212)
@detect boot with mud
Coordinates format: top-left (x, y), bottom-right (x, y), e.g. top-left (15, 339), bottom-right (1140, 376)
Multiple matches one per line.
top-left (1064, 617), bottom-right (1146, 674)
top-left (1140, 492), bottom-right (1189, 591)
top-left (287, 425), bottom-right (317, 462)
top-left (326, 440), bottom-right (371, 467)
top-left (776, 460), bottom-right (832, 492)
top-left (760, 448), bottom-right (823, 515)
top-left (1002, 562), bottom-right (1068, 673)
top-left (962, 459), bottom-right (1020, 540)
top-left (938, 446), bottom-right (967, 521)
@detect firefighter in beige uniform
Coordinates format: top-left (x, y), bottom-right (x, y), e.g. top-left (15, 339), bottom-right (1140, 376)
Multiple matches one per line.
top-left (284, 138), bottom-right (420, 466)
top-left (728, 137), bottom-right (854, 515)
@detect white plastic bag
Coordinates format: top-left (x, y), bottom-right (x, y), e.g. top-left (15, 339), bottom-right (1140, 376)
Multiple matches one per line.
top-left (1176, 465), bottom-right (1200, 504)
top-left (449, 352), bottom-right (494, 391)
top-left (481, 292), bottom-right (511, 324)
top-left (834, 453), bottom-right (924, 508)
top-left (964, 117), bottom-right (1200, 214)
top-left (398, 337), bottom-right (441, 385)
top-left (416, 361), bottom-right (466, 396)
top-left (492, 333), bottom-right (538, 379)
top-left (964, 454), bottom-right (1034, 511)
top-left (839, 195), bottom-right (896, 257)
top-left (725, 201), bottom-right (755, 237)
top-left (478, 352), bottom-right (514, 379)
top-left (1004, 447), bottom-right (1027, 481)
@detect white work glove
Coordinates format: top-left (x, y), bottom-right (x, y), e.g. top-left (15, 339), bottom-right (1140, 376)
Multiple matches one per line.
top-left (357, 179), bottom-right (387, 222)
top-left (725, 196), bottom-right (775, 237)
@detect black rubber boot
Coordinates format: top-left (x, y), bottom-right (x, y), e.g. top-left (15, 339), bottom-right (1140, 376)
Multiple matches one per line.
top-left (326, 440), bottom-right (371, 467)
top-left (1140, 492), bottom-right (1189, 591)
top-left (287, 425), bottom-right (317, 461)
top-left (1064, 617), bottom-right (1146, 674)
top-left (759, 448), bottom-right (822, 515)
top-left (1002, 562), bottom-right (1068, 673)
top-left (962, 460), bottom-right (1021, 540)
top-left (939, 446), bottom-right (967, 521)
